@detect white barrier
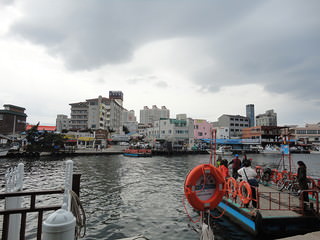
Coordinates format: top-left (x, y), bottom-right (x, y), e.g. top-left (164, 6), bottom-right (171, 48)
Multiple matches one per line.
top-left (5, 163), bottom-right (24, 240)
top-left (43, 160), bottom-right (76, 240)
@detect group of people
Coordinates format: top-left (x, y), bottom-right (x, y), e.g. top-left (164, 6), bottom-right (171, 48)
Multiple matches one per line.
top-left (216, 154), bottom-right (310, 209)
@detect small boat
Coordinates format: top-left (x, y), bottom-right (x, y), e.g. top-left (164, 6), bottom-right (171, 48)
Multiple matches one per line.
top-left (260, 145), bottom-right (282, 154)
top-left (0, 148), bottom-right (9, 157)
top-left (123, 147), bottom-right (152, 157)
top-left (207, 146), bottom-right (233, 156)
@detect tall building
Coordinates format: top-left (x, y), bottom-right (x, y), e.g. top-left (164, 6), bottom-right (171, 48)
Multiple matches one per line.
top-left (121, 109), bottom-right (138, 133)
top-left (139, 105), bottom-right (170, 125)
top-left (56, 114), bottom-right (71, 132)
top-left (246, 104), bottom-right (255, 127)
top-left (0, 104), bottom-right (27, 136)
top-left (68, 93), bottom-right (124, 133)
top-left (213, 114), bottom-right (249, 138)
top-left (256, 109), bottom-right (277, 126)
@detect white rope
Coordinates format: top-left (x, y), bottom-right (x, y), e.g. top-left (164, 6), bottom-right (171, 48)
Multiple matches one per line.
top-left (69, 190), bottom-right (87, 239)
top-left (200, 211), bottom-right (214, 240)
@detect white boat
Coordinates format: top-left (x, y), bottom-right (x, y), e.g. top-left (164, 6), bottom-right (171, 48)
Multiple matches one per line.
top-left (260, 145), bottom-right (282, 154)
top-left (0, 148), bottom-right (9, 157)
top-left (207, 146), bottom-right (233, 155)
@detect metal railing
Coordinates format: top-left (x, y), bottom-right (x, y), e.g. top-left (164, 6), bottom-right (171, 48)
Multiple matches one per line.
top-left (0, 174), bottom-right (81, 240)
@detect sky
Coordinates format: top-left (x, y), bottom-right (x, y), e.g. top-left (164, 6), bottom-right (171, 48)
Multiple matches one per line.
top-left (0, 0), bottom-right (319, 126)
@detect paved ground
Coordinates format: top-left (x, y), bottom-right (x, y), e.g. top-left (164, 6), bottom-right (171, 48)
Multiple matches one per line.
top-left (280, 231), bottom-right (320, 239)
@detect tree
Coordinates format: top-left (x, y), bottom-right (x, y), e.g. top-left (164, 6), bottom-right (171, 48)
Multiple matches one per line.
top-left (123, 126), bottom-right (130, 134)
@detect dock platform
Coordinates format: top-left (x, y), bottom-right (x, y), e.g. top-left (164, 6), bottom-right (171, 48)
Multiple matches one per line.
top-left (217, 183), bottom-right (320, 239)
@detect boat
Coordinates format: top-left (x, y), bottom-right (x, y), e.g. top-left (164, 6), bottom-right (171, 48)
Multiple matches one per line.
top-left (184, 131), bottom-right (320, 239)
top-left (0, 148), bottom-right (9, 157)
top-left (206, 145), bottom-right (233, 156)
top-left (260, 144), bottom-right (282, 154)
top-left (123, 146), bottom-right (152, 157)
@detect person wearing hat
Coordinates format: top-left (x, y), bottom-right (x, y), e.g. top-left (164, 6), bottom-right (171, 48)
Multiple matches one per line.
top-left (228, 154), bottom-right (241, 179)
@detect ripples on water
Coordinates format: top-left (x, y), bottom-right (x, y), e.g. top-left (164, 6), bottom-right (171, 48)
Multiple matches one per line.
top-left (0, 153), bottom-right (319, 239)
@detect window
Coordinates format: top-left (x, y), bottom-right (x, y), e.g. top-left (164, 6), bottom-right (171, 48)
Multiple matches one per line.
top-left (0, 114), bottom-right (3, 120)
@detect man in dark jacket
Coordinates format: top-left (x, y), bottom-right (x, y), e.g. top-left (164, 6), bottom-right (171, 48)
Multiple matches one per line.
top-left (229, 154), bottom-right (241, 179)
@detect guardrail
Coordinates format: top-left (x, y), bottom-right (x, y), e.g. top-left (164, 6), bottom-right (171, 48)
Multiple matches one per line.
top-left (0, 174), bottom-right (81, 240)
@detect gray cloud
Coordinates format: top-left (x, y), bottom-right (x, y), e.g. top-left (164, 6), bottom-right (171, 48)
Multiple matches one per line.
top-left (8, 0), bottom-right (320, 102)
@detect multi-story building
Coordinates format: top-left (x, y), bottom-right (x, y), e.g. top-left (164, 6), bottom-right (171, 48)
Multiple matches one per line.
top-left (121, 109), bottom-right (138, 133)
top-left (194, 119), bottom-right (212, 139)
top-left (0, 104), bottom-right (27, 136)
top-left (56, 114), bottom-right (71, 132)
top-left (68, 92), bottom-right (124, 133)
top-left (139, 105), bottom-right (170, 125)
top-left (213, 114), bottom-right (249, 138)
top-left (246, 104), bottom-right (255, 127)
top-left (145, 114), bottom-right (194, 150)
top-left (214, 126), bottom-right (230, 139)
top-left (256, 109), bottom-right (277, 126)
top-left (290, 123), bottom-right (320, 144)
top-left (242, 126), bottom-right (283, 145)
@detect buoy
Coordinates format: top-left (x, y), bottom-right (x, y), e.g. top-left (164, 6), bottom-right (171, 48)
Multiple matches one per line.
top-left (226, 177), bottom-right (238, 199)
top-left (184, 164), bottom-right (225, 211)
top-left (238, 181), bottom-right (252, 205)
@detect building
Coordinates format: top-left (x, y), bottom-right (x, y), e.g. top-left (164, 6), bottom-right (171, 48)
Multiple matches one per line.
top-left (256, 109), bottom-right (277, 126)
top-left (194, 119), bottom-right (212, 139)
top-left (121, 109), bottom-right (138, 133)
top-left (68, 92), bottom-right (124, 133)
top-left (242, 126), bottom-right (283, 146)
top-left (214, 126), bottom-right (230, 139)
top-left (213, 114), bottom-right (249, 138)
top-left (0, 104), bottom-right (27, 136)
top-left (56, 114), bottom-right (71, 132)
top-left (145, 114), bottom-right (194, 150)
top-left (139, 105), bottom-right (170, 125)
top-left (246, 104), bottom-right (255, 127)
top-left (290, 123), bottom-right (320, 145)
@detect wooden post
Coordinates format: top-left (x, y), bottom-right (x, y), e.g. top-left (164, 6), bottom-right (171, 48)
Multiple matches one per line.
top-left (72, 173), bottom-right (81, 197)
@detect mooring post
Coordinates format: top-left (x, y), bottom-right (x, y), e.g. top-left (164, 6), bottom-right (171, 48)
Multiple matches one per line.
top-left (72, 173), bottom-right (81, 197)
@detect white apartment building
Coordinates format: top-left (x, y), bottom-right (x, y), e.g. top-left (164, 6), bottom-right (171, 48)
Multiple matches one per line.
top-left (121, 109), bottom-right (138, 133)
top-left (256, 109), bottom-right (277, 126)
top-left (140, 105), bottom-right (170, 125)
top-left (214, 126), bottom-right (230, 139)
top-left (145, 114), bottom-right (194, 150)
top-left (68, 93), bottom-right (124, 133)
top-left (56, 114), bottom-right (71, 132)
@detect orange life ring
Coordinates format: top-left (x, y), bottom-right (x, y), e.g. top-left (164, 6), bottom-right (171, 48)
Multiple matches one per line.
top-left (227, 177), bottom-right (238, 199)
top-left (184, 164), bottom-right (226, 211)
top-left (238, 181), bottom-right (252, 205)
top-left (271, 169), bottom-right (279, 183)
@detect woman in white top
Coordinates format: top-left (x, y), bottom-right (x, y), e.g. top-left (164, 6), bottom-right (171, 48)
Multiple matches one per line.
top-left (237, 159), bottom-right (258, 208)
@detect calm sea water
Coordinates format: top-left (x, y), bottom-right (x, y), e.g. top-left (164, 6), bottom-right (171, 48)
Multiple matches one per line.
top-left (1, 153), bottom-right (319, 240)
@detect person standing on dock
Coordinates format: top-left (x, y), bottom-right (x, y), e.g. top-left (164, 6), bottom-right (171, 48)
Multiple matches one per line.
top-left (297, 161), bottom-right (309, 205)
top-left (238, 159), bottom-right (258, 208)
top-left (219, 159), bottom-right (230, 179)
top-left (229, 154), bottom-right (241, 179)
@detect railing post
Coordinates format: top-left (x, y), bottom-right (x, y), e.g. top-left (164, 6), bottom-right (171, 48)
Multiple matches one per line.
top-left (5, 163), bottom-right (24, 240)
top-left (72, 173), bottom-right (81, 197)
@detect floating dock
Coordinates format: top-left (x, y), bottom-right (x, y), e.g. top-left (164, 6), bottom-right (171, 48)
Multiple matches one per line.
top-left (216, 184), bottom-right (320, 239)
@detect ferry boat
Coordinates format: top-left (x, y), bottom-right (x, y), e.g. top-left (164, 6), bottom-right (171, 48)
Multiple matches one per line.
top-left (123, 147), bottom-right (152, 157)
top-left (184, 134), bottom-right (320, 239)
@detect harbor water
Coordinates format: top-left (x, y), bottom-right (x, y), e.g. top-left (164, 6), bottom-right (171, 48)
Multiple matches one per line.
top-left (1, 153), bottom-right (320, 240)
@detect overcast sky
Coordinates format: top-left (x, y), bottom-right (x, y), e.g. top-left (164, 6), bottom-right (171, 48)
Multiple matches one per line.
top-left (1, 0), bottom-right (319, 126)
